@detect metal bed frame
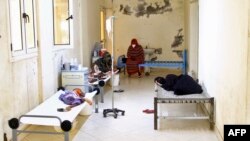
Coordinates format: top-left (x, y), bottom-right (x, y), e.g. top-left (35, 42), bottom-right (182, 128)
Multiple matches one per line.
top-left (88, 76), bottom-right (110, 104)
top-left (9, 115), bottom-right (72, 141)
top-left (139, 49), bottom-right (187, 75)
top-left (154, 87), bottom-right (215, 130)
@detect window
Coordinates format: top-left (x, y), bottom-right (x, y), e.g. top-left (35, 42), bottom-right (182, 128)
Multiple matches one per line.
top-left (100, 10), bottom-right (105, 41)
top-left (9, 0), bottom-right (37, 57)
top-left (100, 10), bottom-right (106, 48)
top-left (53, 0), bottom-right (73, 48)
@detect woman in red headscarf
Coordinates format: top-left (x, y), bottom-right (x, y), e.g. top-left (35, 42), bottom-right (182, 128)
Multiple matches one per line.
top-left (126, 38), bottom-right (144, 77)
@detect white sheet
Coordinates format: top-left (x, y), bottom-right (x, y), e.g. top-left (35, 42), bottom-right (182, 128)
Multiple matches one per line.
top-left (20, 90), bottom-right (96, 126)
top-left (157, 87), bottom-right (211, 99)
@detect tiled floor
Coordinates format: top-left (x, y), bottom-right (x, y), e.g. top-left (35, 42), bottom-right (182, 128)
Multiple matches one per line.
top-left (20, 68), bottom-right (219, 141)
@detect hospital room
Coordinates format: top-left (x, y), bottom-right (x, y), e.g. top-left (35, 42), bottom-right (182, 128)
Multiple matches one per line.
top-left (0, 0), bottom-right (250, 141)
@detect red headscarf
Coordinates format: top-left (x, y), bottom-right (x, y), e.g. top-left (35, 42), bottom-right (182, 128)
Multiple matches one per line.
top-left (131, 38), bottom-right (139, 46)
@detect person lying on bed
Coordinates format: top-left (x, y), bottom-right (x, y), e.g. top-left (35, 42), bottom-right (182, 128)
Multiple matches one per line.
top-left (59, 88), bottom-right (92, 111)
top-left (154, 74), bottom-right (203, 95)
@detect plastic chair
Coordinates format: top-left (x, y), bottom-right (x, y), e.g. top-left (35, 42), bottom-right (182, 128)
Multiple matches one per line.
top-left (117, 55), bottom-right (126, 75)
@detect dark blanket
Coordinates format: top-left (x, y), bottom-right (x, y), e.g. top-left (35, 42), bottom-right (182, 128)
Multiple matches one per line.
top-left (173, 74), bottom-right (203, 95)
top-left (164, 74), bottom-right (178, 91)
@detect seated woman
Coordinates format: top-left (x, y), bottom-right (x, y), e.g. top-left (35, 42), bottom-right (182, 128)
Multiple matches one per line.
top-left (59, 88), bottom-right (92, 111)
top-left (126, 38), bottom-right (144, 77)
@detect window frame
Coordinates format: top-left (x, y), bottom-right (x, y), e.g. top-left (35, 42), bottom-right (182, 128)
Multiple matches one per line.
top-left (52, 0), bottom-right (74, 49)
top-left (8, 0), bottom-right (38, 57)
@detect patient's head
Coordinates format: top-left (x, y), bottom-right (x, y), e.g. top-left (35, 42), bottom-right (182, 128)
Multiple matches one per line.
top-left (131, 38), bottom-right (139, 46)
top-left (73, 88), bottom-right (85, 97)
top-left (154, 77), bottom-right (166, 85)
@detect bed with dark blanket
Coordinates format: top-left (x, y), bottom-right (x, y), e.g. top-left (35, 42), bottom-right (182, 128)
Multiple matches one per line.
top-left (154, 75), bottom-right (215, 130)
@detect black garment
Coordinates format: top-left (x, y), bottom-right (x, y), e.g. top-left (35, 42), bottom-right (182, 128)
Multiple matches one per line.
top-left (164, 74), bottom-right (178, 91)
top-left (94, 52), bottom-right (112, 73)
top-left (173, 74), bottom-right (203, 95)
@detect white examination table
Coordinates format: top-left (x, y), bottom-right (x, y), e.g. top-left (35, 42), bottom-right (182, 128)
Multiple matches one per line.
top-left (8, 90), bottom-right (97, 141)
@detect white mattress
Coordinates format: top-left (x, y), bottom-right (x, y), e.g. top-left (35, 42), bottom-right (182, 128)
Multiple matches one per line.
top-left (20, 90), bottom-right (96, 126)
top-left (157, 87), bottom-right (211, 99)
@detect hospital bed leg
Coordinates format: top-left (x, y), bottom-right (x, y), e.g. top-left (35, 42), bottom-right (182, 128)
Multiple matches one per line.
top-left (8, 118), bottom-right (19, 141)
top-left (64, 132), bottom-right (69, 141)
top-left (100, 87), bottom-right (104, 103)
top-left (92, 87), bottom-right (101, 113)
top-left (96, 80), bottom-right (105, 103)
top-left (210, 98), bottom-right (215, 129)
top-left (12, 129), bottom-right (17, 141)
top-left (154, 97), bottom-right (158, 130)
top-left (95, 94), bottom-right (99, 113)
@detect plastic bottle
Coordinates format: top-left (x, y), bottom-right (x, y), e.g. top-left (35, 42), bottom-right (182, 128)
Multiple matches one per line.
top-left (74, 58), bottom-right (78, 66)
top-left (94, 50), bottom-right (97, 57)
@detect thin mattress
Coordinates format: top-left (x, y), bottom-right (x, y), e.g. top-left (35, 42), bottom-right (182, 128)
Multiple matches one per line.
top-left (157, 87), bottom-right (211, 99)
top-left (20, 90), bottom-right (96, 126)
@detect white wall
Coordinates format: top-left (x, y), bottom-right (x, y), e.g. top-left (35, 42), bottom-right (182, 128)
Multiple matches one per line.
top-left (80, 0), bottom-right (103, 67)
top-left (187, 0), bottom-right (199, 79)
top-left (0, 0), bottom-right (12, 140)
top-left (0, 0), bottom-right (40, 139)
top-left (37, 0), bottom-right (55, 100)
top-left (247, 0), bottom-right (250, 123)
top-left (199, 0), bottom-right (248, 139)
top-left (106, 0), bottom-right (185, 61)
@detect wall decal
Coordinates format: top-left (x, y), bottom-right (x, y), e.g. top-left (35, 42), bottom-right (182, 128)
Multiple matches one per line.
top-left (171, 28), bottom-right (184, 48)
top-left (118, 0), bottom-right (172, 18)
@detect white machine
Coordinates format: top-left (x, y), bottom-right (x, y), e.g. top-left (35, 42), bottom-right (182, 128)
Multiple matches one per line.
top-left (61, 68), bottom-right (89, 92)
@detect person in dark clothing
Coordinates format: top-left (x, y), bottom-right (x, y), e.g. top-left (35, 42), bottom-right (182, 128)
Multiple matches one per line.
top-left (126, 38), bottom-right (144, 78)
top-left (154, 74), bottom-right (203, 95)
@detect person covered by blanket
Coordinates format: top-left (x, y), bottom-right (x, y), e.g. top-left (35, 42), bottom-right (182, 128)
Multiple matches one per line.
top-left (126, 38), bottom-right (144, 78)
top-left (59, 88), bottom-right (92, 111)
top-left (154, 74), bottom-right (203, 95)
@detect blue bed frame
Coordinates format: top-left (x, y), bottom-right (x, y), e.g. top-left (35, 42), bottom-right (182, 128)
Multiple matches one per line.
top-left (139, 49), bottom-right (187, 74)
